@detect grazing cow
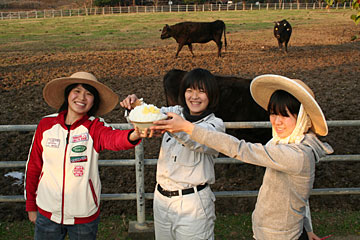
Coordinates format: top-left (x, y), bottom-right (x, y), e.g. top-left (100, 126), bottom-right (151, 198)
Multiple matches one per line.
top-left (160, 20), bottom-right (227, 58)
top-left (163, 69), bottom-right (272, 144)
top-left (274, 19), bottom-right (292, 52)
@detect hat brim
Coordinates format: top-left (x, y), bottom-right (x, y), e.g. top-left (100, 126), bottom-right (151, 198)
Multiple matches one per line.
top-left (43, 77), bottom-right (119, 116)
top-left (250, 74), bottom-right (328, 136)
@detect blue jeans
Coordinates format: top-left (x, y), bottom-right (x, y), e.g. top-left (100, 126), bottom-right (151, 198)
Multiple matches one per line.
top-left (34, 212), bottom-right (99, 240)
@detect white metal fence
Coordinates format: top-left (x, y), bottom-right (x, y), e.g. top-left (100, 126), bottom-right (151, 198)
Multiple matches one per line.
top-left (0, 2), bottom-right (353, 20)
top-left (1, 120), bottom-right (360, 227)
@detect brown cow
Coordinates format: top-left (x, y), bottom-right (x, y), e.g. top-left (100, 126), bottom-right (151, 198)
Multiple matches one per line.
top-left (160, 20), bottom-right (227, 58)
top-left (163, 69), bottom-right (272, 144)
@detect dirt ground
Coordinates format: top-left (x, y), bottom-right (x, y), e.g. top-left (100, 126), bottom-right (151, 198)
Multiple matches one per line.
top-left (0, 21), bottom-right (359, 222)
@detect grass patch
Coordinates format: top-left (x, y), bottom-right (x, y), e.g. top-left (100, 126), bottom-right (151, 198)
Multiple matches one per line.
top-left (1, 210), bottom-right (359, 240)
top-left (0, 9), bottom-right (354, 52)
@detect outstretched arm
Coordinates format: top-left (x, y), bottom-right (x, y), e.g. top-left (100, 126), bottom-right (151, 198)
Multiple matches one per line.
top-left (152, 112), bottom-right (194, 135)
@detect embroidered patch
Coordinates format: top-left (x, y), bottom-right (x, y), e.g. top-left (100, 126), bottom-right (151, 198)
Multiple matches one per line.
top-left (70, 156), bottom-right (88, 163)
top-left (73, 166), bottom-right (84, 177)
top-left (72, 145), bottom-right (87, 153)
top-left (71, 133), bottom-right (89, 143)
top-left (46, 138), bottom-right (60, 148)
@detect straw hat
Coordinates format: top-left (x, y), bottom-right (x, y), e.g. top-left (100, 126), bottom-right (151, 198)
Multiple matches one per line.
top-left (250, 74), bottom-right (328, 136)
top-left (43, 72), bottom-right (119, 116)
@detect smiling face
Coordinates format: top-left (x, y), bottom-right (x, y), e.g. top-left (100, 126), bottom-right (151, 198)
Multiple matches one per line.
top-left (67, 84), bottom-right (94, 119)
top-left (270, 108), bottom-right (297, 139)
top-left (185, 87), bottom-right (209, 116)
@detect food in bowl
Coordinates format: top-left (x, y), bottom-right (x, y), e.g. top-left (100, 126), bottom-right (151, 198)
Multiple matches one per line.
top-left (129, 104), bottom-right (167, 130)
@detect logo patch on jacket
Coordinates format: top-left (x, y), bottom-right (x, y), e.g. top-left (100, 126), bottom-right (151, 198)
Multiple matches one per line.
top-left (73, 166), bottom-right (84, 177)
top-left (72, 145), bottom-right (87, 153)
top-left (71, 133), bottom-right (89, 143)
top-left (70, 156), bottom-right (88, 163)
top-left (46, 138), bottom-right (60, 148)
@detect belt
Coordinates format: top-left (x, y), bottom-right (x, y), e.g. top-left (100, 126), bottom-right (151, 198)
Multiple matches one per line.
top-left (157, 183), bottom-right (208, 198)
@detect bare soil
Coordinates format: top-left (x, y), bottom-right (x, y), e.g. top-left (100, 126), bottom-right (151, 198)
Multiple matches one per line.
top-left (0, 22), bottom-right (359, 222)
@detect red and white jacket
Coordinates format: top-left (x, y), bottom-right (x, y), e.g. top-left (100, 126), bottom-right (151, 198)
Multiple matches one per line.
top-left (25, 110), bottom-right (139, 224)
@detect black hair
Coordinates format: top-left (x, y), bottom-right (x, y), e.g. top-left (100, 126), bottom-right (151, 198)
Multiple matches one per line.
top-left (58, 83), bottom-right (100, 116)
top-left (267, 90), bottom-right (300, 117)
top-left (178, 68), bottom-right (219, 112)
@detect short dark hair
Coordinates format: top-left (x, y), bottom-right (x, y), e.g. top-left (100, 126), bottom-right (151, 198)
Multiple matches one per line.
top-left (178, 68), bottom-right (219, 111)
top-left (267, 90), bottom-right (300, 117)
top-left (58, 83), bottom-right (100, 116)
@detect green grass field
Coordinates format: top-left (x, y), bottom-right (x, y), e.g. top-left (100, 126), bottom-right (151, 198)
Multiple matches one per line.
top-left (0, 9), bottom-right (356, 52)
top-left (0, 210), bottom-right (359, 239)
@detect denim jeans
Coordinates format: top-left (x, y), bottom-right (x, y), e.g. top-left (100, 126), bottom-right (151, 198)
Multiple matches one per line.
top-left (34, 212), bottom-right (99, 240)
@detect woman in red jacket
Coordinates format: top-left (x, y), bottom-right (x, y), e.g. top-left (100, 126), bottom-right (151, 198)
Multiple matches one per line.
top-left (25, 72), bottom-right (144, 240)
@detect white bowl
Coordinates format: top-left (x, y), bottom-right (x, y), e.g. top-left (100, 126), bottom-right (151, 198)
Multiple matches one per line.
top-left (130, 115), bottom-right (168, 131)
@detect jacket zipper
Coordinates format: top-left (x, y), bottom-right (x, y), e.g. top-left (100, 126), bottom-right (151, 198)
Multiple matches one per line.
top-left (61, 129), bottom-right (70, 224)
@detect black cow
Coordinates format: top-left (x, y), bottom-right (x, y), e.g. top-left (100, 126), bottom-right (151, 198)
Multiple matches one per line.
top-left (160, 20), bottom-right (227, 58)
top-left (274, 19), bottom-right (292, 53)
top-left (163, 69), bottom-right (272, 144)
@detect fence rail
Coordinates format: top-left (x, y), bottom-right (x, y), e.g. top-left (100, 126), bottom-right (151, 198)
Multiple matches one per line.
top-left (0, 2), bottom-right (353, 20)
top-left (1, 120), bottom-right (360, 227)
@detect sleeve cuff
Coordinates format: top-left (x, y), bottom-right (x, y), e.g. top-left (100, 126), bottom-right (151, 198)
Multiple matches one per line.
top-left (127, 130), bottom-right (141, 145)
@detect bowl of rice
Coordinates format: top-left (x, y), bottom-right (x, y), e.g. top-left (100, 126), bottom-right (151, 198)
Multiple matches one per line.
top-left (128, 104), bottom-right (168, 131)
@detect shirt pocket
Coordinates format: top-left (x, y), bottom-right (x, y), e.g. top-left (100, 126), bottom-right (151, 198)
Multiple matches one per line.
top-left (173, 144), bottom-right (201, 167)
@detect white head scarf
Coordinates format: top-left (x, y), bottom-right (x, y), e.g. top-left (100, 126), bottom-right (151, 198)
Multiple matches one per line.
top-left (271, 104), bottom-right (312, 145)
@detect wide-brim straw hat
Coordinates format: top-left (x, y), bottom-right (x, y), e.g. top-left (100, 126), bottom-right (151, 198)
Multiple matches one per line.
top-left (250, 74), bottom-right (328, 136)
top-left (43, 72), bottom-right (119, 116)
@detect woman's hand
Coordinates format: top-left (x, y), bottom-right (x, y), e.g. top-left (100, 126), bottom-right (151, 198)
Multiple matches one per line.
top-left (307, 231), bottom-right (321, 240)
top-left (120, 94), bottom-right (138, 110)
top-left (28, 211), bottom-right (37, 224)
top-left (129, 126), bottom-right (154, 140)
top-left (151, 112), bottom-right (194, 135)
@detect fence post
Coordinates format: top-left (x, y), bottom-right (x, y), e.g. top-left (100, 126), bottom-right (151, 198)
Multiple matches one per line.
top-left (135, 142), bottom-right (146, 226)
top-left (306, 3), bottom-right (308, 9)
top-left (343, 2), bottom-right (346, 9)
top-left (44, 10), bottom-right (46, 18)
top-left (313, 3), bottom-right (315, 9)
top-left (251, 3), bottom-right (253, 10)
top-left (218, 4), bottom-right (220, 11)
top-left (1, 12), bottom-right (2, 20)
top-left (290, 2), bottom-right (292, 10)
top-left (267, 3), bottom-right (269, 10)
top-left (275, 3), bottom-right (277, 10)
